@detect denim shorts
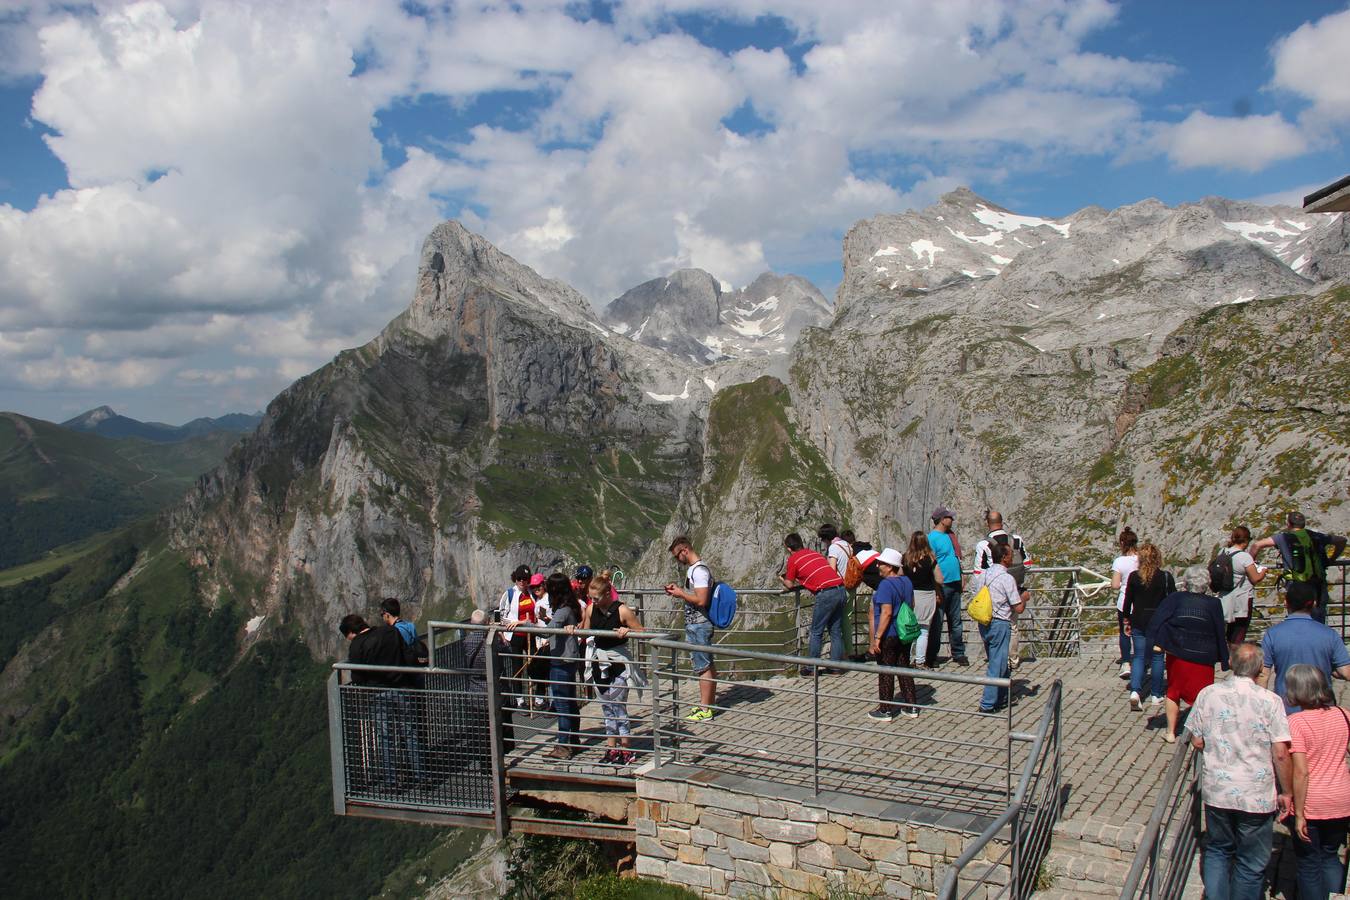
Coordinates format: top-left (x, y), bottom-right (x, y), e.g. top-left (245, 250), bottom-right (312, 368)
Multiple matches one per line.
top-left (686, 622), bottom-right (714, 674)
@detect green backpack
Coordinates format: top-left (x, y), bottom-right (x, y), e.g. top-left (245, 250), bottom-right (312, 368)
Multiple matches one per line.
top-left (895, 602), bottom-right (920, 644)
top-left (1286, 529), bottom-right (1330, 583)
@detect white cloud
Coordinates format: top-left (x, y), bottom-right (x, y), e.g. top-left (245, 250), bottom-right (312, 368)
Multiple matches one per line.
top-left (1271, 6), bottom-right (1350, 125)
top-left (1160, 111), bottom-right (1308, 172)
top-left (0, 0), bottom-right (1304, 422)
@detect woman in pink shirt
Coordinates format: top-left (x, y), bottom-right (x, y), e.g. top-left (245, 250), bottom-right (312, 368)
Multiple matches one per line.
top-left (1287, 664), bottom-right (1350, 900)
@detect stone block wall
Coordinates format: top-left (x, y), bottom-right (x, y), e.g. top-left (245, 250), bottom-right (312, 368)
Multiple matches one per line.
top-left (632, 766), bottom-right (1009, 899)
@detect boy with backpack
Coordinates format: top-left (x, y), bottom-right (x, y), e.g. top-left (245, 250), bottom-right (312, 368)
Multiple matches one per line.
top-left (664, 536), bottom-right (718, 722)
top-left (1251, 512), bottom-right (1346, 623)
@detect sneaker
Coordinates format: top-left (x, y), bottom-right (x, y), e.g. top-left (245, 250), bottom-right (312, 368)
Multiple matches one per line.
top-left (867, 707), bottom-right (894, 721)
top-left (900, 708), bottom-right (919, 719)
top-left (977, 706), bottom-right (997, 714)
top-left (953, 657), bottom-right (970, 667)
top-left (1129, 691), bottom-right (1141, 711)
top-left (684, 707), bottom-right (714, 722)
top-left (617, 750), bottom-right (636, 765)
top-left (600, 748), bottom-right (618, 764)
top-left (1146, 695), bottom-right (1166, 707)
top-left (1119, 663), bottom-right (1131, 680)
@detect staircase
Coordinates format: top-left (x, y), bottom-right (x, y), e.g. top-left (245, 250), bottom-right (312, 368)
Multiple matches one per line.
top-left (1031, 818), bottom-right (1201, 900)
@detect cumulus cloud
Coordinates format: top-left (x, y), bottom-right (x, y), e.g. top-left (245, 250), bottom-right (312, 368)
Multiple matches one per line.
top-left (1160, 111), bottom-right (1308, 172)
top-left (0, 0), bottom-right (1312, 423)
top-left (1271, 6), bottom-right (1350, 125)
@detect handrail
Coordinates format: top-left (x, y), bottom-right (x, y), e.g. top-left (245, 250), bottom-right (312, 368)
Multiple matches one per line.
top-left (646, 635), bottom-right (1010, 688)
top-left (1118, 729), bottom-right (1197, 899)
top-left (426, 621), bottom-right (672, 639)
top-left (936, 680), bottom-right (1063, 900)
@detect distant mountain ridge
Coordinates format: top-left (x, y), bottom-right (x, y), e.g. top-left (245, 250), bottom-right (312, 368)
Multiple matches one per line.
top-left (602, 268), bottom-right (832, 364)
top-left (62, 406), bottom-right (262, 443)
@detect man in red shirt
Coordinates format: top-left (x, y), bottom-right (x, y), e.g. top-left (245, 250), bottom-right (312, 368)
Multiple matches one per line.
top-left (781, 532), bottom-right (848, 675)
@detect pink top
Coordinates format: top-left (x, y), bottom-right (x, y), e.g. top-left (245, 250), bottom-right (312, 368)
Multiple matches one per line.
top-left (1289, 706), bottom-right (1350, 820)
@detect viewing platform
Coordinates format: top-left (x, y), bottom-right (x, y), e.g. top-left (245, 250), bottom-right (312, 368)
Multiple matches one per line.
top-left (328, 564), bottom-right (1349, 898)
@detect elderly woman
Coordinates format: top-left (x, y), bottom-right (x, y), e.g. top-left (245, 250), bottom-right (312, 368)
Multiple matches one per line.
top-left (1147, 567), bottom-right (1229, 743)
top-left (1286, 664), bottom-right (1350, 900)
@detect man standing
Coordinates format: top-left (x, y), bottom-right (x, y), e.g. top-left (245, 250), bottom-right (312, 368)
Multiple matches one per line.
top-left (974, 542), bottom-right (1026, 713)
top-left (381, 598), bottom-right (418, 647)
top-left (1188, 642), bottom-right (1293, 900)
top-left (925, 506), bottom-right (969, 667)
top-left (1250, 512), bottom-right (1346, 623)
top-left (664, 536), bottom-right (717, 722)
top-left (973, 510), bottom-right (1033, 669)
top-left (1261, 581), bottom-right (1350, 713)
top-left (781, 532), bottom-right (848, 675)
top-left (340, 613), bottom-right (424, 789)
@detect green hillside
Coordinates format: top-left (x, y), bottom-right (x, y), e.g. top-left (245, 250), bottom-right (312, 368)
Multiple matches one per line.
top-left (0, 412), bottom-right (241, 570)
top-left (0, 527), bottom-right (449, 899)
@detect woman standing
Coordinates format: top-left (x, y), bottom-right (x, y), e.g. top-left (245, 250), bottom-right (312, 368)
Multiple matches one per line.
top-left (1147, 568), bottom-right (1229, 742)
top-left (582, 574), bottom-right (643, 766)
top-left (1286, 664), bottom-right (1350, 900)
top-left (1123, 542), bottom-right (1175, 711)
top-left (545, 573), bottom-right (583, 760)
top-left (902, 532), bottom-right (940, 669)
top-left (868, 548), bottom-right (918, 720)
top-left (1218, 526), bottom-right (1268, 646)
top-left (1111, 528), bottom-right (1140, 680)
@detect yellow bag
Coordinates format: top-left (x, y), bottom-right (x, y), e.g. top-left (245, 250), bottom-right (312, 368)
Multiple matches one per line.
top-left (967, 584), bottom-right (994, 626)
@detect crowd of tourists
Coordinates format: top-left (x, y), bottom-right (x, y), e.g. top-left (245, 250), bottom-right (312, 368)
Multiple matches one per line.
top-left (339, 506), bottom-right (1350, 897)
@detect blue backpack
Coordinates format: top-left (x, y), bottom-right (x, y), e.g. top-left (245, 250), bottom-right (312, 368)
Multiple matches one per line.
top-left (693, 562), bottom-right (737, 629)
top-left (709, 581), bottom-right (738, 629)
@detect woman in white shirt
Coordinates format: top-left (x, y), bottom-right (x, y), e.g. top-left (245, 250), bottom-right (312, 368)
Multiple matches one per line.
top-left (1111, 528), bottom-right (1139, 680)
top-left (1221, 525), bottom-right (1268, 646)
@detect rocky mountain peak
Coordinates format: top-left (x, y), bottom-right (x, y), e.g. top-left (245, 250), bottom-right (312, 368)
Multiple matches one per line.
top-left (62, 405), bottom-right (117, 428)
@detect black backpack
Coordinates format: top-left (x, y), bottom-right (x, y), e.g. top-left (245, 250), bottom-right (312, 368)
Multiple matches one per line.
top-left (1208, 548), bottom-right (1236, 593)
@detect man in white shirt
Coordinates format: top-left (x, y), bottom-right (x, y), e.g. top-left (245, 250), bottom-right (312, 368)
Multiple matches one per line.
top-left (973, 511), bottom-right (1032, 669)
top-left (976, 542), bottom-right (1027, 713)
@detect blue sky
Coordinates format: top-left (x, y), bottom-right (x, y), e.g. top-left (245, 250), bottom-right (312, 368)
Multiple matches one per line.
top-left (0, 0), bottom-right (1347, 423)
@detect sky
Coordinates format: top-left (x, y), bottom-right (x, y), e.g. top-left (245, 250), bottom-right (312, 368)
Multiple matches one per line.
top-left (0, 0), bottom-right (1347, 425)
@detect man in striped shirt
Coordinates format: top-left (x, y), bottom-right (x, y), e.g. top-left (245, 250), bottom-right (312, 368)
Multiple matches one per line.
top-left (781, 532), bottom-right (848, 675)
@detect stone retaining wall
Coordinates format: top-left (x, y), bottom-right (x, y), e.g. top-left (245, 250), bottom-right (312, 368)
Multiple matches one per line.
top-left (632, 765), bottom-right (1009, 899)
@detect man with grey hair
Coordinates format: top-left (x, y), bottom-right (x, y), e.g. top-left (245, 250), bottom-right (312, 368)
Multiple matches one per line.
top-left (1188, 642), bottom-right (1292, 900)
top-left (1147, 566), bottom-right (1228, 743)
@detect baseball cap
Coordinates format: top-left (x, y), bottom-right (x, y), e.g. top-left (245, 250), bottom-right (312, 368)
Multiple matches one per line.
top-left (877, 548), bottom-right (903, 568)
top-left (855, 548), bottom-right (881, 569)
top-left (932, 505), bottom-right (955, 522)
top-left (574, 564), bottom-right (594, 579)
top-left (529, 573), bottom-right (546, 587)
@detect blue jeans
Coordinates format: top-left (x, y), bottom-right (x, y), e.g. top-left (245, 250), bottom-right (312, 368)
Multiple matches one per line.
top-left (1202, 805), bottom-right (1273, 900)
top-left (549, 662), bottom-right (579, 748)
top-left (925, 581), bottom-right (967, 664)
top-left (686, 621), bottom-right (714, 674)
top-left (1129, 631), bottom-right (1165, 697)
top-left (979, 619), bottom-right (1011, 711)
top-left (807, 586), bottom-right (848, 665)
top-left (1117, 610), bottom-right (1131, 662)
top-left (374, 689), bottom-right (423, 786)
top-left (1295, 816), bottom-right (1350, 900)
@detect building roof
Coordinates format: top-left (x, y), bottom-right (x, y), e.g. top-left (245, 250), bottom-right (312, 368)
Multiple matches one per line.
top-left (1304, 175), bottom-right (1350, 213)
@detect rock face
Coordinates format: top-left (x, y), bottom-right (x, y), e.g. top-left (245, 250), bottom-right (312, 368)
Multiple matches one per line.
top-left (173, 222), bottom-right (710, 658)
top-left (172, 194), bottom-right (1348, 661)
top-left (602, 268), bottom-right (832, 364)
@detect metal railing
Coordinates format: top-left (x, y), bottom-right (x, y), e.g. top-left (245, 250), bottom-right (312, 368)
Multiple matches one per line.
top-left (936, 680), bottom-right (1064, 900)
top-left (646, 636), bottom-right (1027, 815)
top-left (1118, 734), bottom-right (1203, 900)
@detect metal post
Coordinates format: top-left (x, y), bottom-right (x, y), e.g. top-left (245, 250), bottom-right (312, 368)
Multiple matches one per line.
top-left (484, 626), bottom-right (509, 839)
top-left (794, 588), bottom-right (804, 660)
top-left (1065, 569), bottom-right (1078, 658)
top-left (1010, 805), bottom-right (1022, 900)
top-left (649, 636), bottom-right (663, 769)
top-left (670, 645), bottom-right (681, 764)
top-left (813, 664), bottom-right (821, 797)
top-left (327, 671), bottom-right (347, 815)
top-left (1007, 695), bottom-right (1015, 806)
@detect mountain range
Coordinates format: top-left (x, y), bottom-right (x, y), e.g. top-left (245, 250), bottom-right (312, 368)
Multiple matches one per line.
top-left (61, 405), bottom-right (262, 443)
top-left (2, 186), bottom-right (1347, 897)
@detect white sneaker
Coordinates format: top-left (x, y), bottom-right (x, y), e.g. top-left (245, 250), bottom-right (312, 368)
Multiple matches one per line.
top-left (1118, 663), bottom-right (1131, 679)
top-left (1146, 695), bottom-right (1166, 707)
top-left (1129, 691), bottom-right (1141, 711)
